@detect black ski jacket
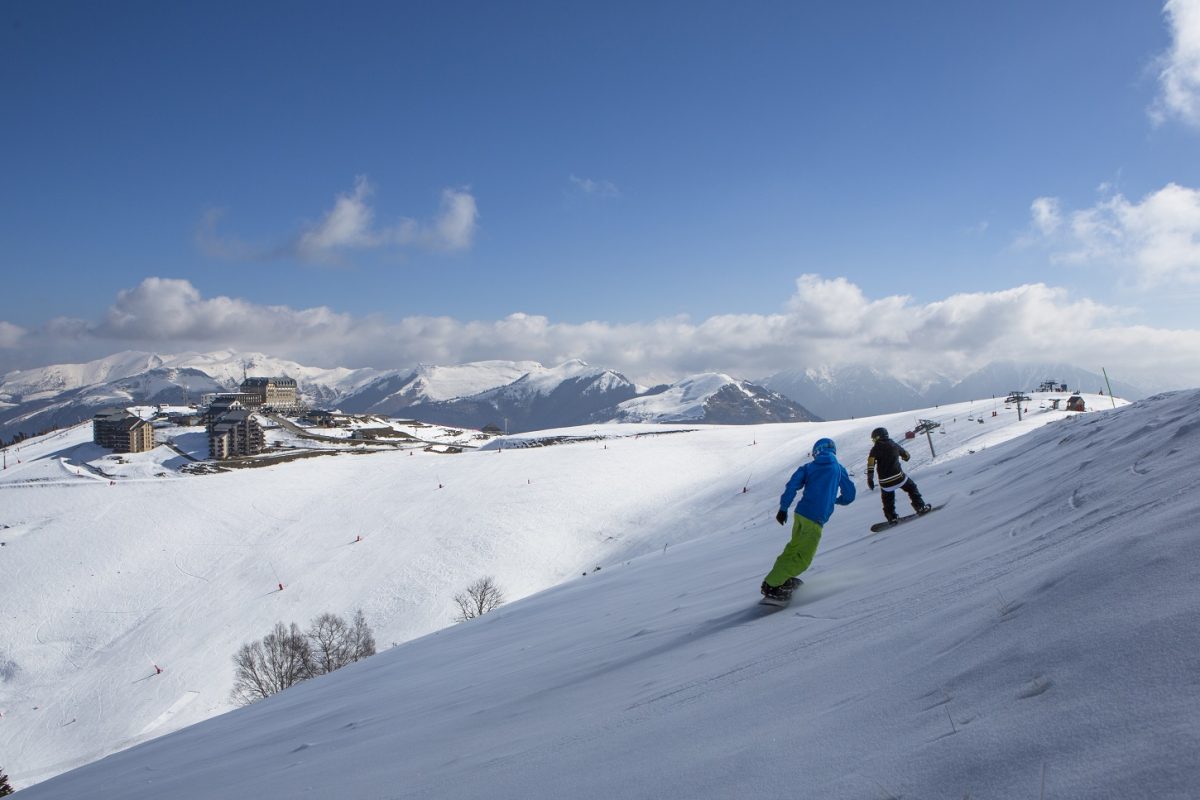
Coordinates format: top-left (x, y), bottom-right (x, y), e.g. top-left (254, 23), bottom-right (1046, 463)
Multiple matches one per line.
top-left (867, 438), bottom-right (910, 488)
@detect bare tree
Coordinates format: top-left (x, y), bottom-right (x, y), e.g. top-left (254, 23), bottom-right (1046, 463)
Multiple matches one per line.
top-left (230, 622), bottom-right (313, 705)
top-left (348, 608), bottom-right (377, 662)
top-left (307, 612), bottom-right (352, 676)
top-left (306, 610), bottom-right (376, 675)
top-left (231, 611), bottom-right (377, 704)
top-left (453, 576), bottom-right (506, 621)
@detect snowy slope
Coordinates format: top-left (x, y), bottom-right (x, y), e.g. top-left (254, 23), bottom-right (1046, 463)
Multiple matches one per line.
top-left (613, 372), bottom-right (734, 420)
top-left (0, 391), bottom-right (1159, 795)
top-left (10, 388), bottom-right (1197, 798)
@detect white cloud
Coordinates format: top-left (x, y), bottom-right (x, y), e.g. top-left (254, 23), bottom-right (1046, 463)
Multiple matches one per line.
top-left (569, 174), bottom-right (621, 198)
top-left (426, 188), bottom-right (479, 251)
top-left (1030, 183), bottom-right (1200, 285)
top-left (0, 321), bottom-right (25, 349)
top-left (1030, 197), bottom-right (1062, 235)
top-left (294, 178), bottom-right (479, 261)
top-left (1152, 0), bottom-right (1200, 128)
top-left (202, 177), bottom-right (478, 264)
top-left (97, 278), bottom-right (355, 345)
top-left (4, 275), bottom-right (1199, 390)
top-left (296, 176), bottom-right (381, 257)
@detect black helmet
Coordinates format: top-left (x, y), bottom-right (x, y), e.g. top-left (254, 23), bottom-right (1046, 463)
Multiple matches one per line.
top-left (871, 427), bottom-right (889, 441)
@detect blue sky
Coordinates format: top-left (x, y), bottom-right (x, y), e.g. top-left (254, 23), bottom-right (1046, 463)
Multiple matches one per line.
top-left (3, 1), bottom-right (1199, 388)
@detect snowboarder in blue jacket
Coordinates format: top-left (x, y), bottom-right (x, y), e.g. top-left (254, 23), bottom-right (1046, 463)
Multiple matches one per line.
top-left (762, 437), bottom-right (856, 601)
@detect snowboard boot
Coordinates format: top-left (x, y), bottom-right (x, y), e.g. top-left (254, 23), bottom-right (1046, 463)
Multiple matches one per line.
top-left (916, 504), bottom-right (933, 515)
top-left (760, 580), bottom-right (793, 601)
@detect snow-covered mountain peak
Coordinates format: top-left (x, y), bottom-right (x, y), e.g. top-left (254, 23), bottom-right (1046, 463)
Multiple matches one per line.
top-left (0, 351), bottom-right (166, 401)
top-left (156, 351), bottom-right (381, 394)
top-left (408, 361), bottom-right (546, 402)
top-left (497, 359), bottom-right (609, 398)
top-left (673, 372), bottom-right (738, 400)
top-left (608, 372), bottom-right (812, 424)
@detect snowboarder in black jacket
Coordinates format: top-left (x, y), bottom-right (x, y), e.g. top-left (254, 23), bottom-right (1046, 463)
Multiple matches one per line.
top-left (866, 427), bottom-right (930, 524)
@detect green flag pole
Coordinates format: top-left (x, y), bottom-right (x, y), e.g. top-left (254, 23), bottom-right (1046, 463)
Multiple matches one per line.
top-left (1101, 368), bottom-right (1116, 408)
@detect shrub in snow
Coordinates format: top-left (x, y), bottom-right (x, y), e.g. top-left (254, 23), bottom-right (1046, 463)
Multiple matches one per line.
top-left (0, 766), bottom-right (13, 797)
top-left (453, 576), bottom-right (506, 622)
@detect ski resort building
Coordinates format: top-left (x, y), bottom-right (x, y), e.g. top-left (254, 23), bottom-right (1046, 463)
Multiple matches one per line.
top-left (203, 394), bottom-right (256, 423)
top-left (165, 410), bottom-right (204, 426)
top-left (207, 409), bottom-right (265, 460)
top-left (92, 409), bottom-right (154, 453)
top-left (239, 376), bottom-right (300, 412)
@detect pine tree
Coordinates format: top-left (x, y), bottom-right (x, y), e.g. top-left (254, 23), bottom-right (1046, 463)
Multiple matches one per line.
top-left (0, 765), bottom-right (14, 797)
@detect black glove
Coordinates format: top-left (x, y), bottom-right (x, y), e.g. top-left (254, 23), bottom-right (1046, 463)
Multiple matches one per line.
top-left (867, 477), bottom-right (875, 491)
top-left (775, 509), bottom-right (787, 525)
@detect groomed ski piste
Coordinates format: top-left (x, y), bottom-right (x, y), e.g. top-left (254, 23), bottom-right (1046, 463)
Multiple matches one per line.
top-left (4, 389), bottom-right (1199, 798)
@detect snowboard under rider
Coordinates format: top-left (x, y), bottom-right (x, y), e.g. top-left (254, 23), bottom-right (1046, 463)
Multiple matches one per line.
top-left (865, 427), bottom-right (931, 524)
top-left (763, 437), bottom-right (856, 601)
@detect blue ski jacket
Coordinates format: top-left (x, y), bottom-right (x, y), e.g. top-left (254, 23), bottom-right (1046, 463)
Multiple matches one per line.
top-left (778, 450), bottom-right (856, 525)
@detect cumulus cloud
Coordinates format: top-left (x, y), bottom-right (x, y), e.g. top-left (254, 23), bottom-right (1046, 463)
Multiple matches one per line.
top-left (96, 278), bottom-right (355, 345)
top-left (201, 177), bottom-right (478, 265)
top-left (1027, 183), bottom-right (1200, 285)
top-left (1152, 0), bottom-right (1200, 128)
top-left (3, 275), bottom-right (1198, 390)
top-left (569, 174), bottom-right (621, 198)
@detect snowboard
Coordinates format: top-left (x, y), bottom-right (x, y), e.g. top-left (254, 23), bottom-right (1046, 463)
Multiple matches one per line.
top-left (758, 578), bottom-right (803, 607)
top-left (870, 504), bottom-right (942, 533)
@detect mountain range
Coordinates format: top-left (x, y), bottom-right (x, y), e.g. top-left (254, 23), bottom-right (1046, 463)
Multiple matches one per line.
top-left (761, 361), bottom-right (1145, 420)
top-left (0, 352), bottom-right (817, 441)
top-left (0, 350), bottom-right (1145, 442)
top-left (0, 351), bottom-right (382, 442)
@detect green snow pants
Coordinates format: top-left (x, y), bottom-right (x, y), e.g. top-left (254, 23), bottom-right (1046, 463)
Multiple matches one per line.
top-left (764, 514), bottom-right (823, 587)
